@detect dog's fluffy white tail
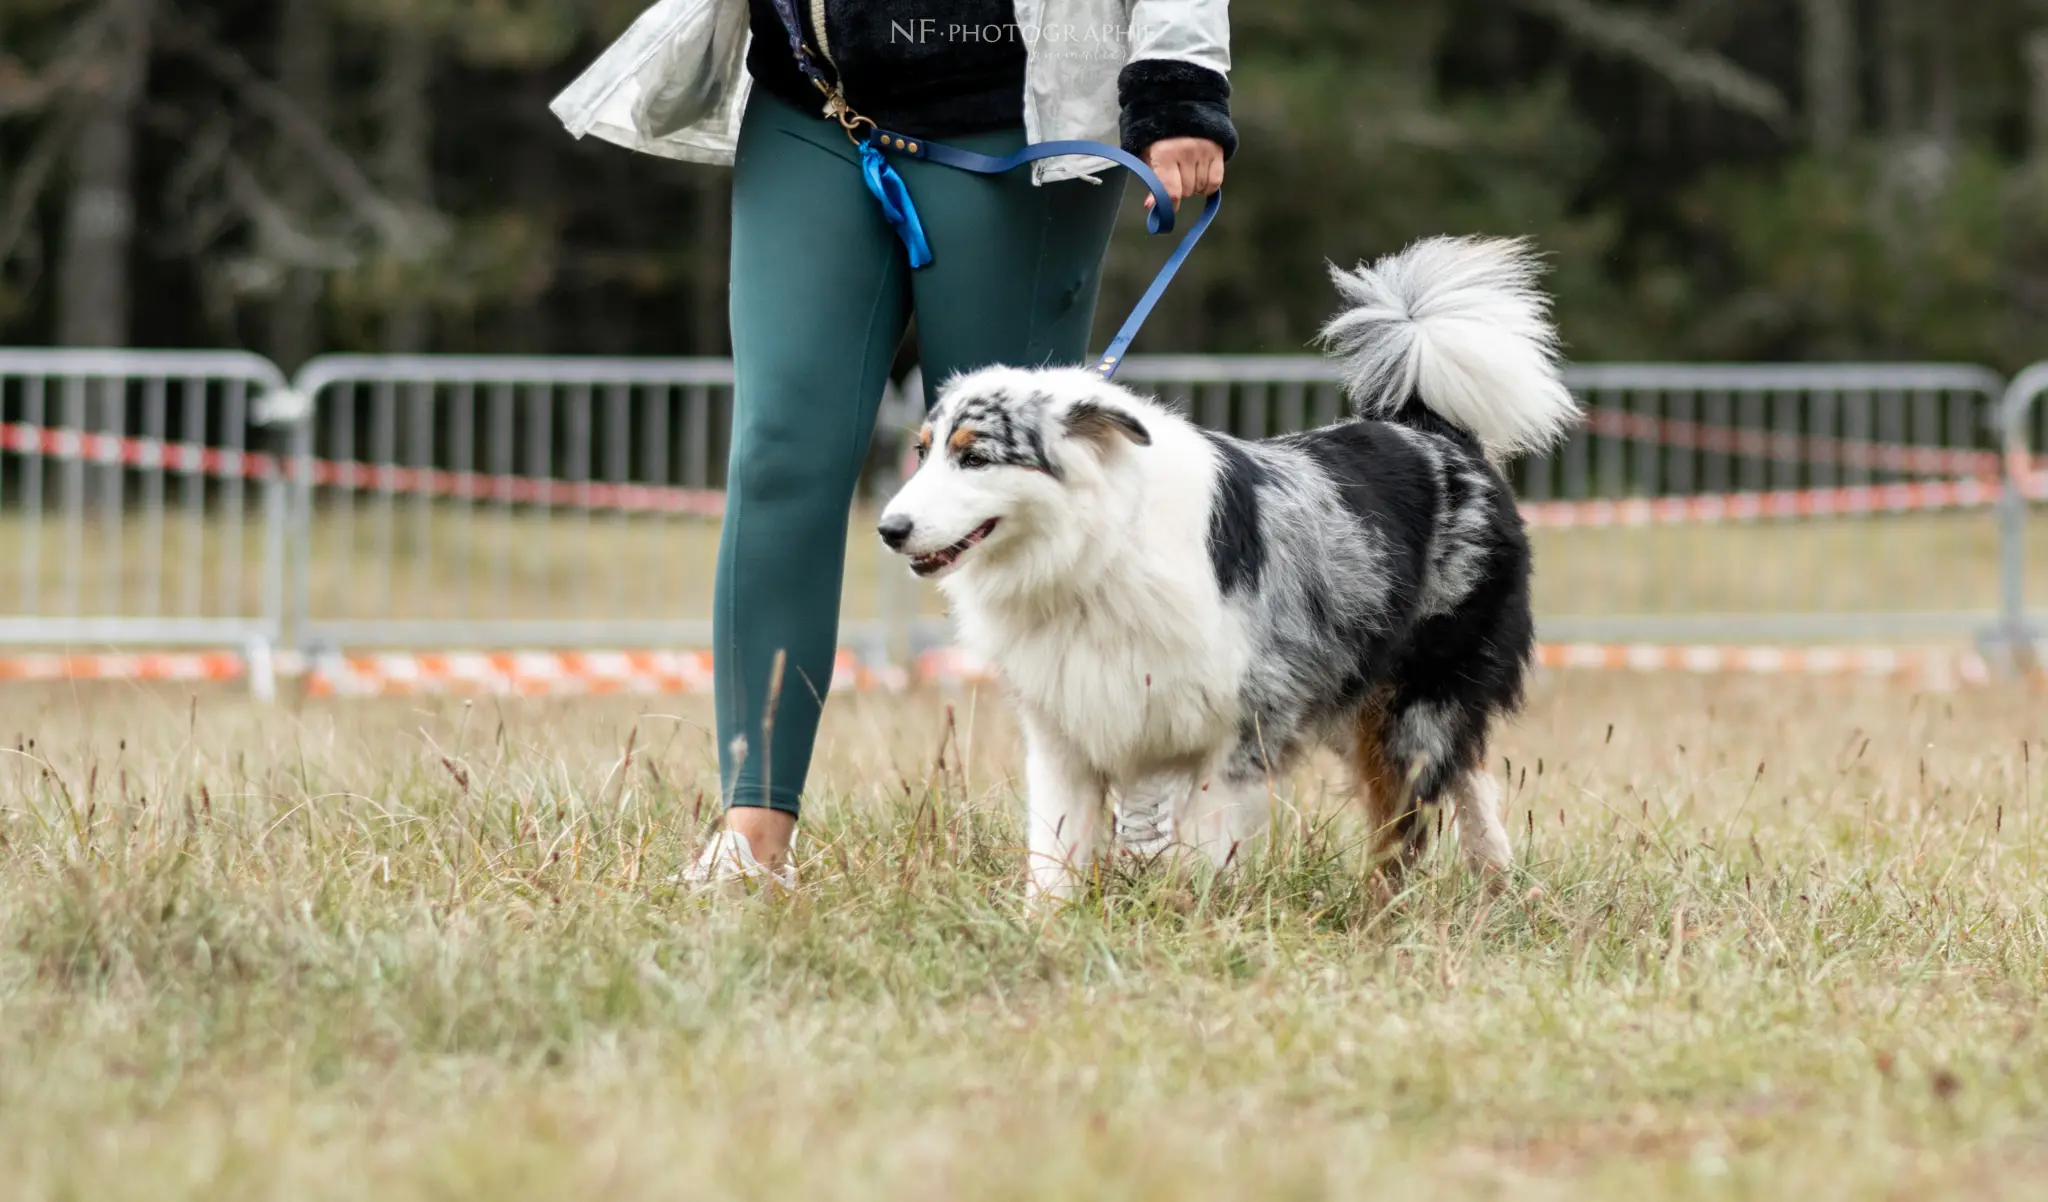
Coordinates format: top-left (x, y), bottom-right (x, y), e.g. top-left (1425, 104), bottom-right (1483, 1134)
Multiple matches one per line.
top-left (1319, 236), bottom-right (1579, 457)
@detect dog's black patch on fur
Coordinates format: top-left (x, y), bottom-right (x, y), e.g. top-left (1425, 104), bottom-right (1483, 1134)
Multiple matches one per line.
top-left (1440, 454), bottom-right (1473, 514)
top-left (1199, 430), bottom-right (1268, 596)
top-left (1021, 410), bottom-right (1056, 477)
top-left (1291, 421), bottom-right (1435, 602)
top-left (1386, 391), bottom-right (1480, 451)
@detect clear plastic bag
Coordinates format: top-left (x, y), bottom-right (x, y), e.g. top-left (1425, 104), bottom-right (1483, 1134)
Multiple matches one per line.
top-left (550, 0), bottom-right (749, 156)
top-left (632, 0), bottom-right (750, 138)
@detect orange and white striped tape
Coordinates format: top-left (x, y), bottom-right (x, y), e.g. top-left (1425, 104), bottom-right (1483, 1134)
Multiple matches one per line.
top-left (0, 651), bottom-right (248, 683)
top-left (301, 647), bottom-right (875, 697)
top-left (0, 421), bottom-right (728, 517)
top-left (0, 643), bottom-right (2031, 693)
top-left (1531, 641), bottom-right (1993, 686)
top-left (1, 422), bottom-right (278, 480)
top-left (1577, 408), bottom-right (2011, 478)
top-left (915, 644), bottom-right (2012, 690)
top-left (1517, 475), bottom-right (2035, 529)
top-left (16, 413), bottom-right (2012, 488)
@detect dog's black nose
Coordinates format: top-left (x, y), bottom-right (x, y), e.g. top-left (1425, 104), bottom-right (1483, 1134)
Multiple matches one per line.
top-left (878, 514), bottom-right (914, 550)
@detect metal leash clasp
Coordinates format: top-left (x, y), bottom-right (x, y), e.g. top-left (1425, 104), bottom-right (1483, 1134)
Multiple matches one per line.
top-left (817, 85), bottom-right (876, 144)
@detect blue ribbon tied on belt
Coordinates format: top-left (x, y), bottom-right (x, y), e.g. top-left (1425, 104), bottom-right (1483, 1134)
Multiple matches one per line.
top-left (858, 139), bottom-right (933, 269)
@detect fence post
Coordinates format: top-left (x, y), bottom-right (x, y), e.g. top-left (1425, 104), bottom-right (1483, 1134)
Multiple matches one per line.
top-left (1993, 365), bottom-right (2045, 673)
top-left (1997, 479), bottom-right (2028, 670)
top-left (284, 370), bottom-right (318, 661)
top-left (872, 369), bottom-right (925, 682)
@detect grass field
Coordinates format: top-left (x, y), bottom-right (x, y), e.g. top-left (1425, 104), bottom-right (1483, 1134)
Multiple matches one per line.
top-left (2, 674), bottom-right (2045, 1199)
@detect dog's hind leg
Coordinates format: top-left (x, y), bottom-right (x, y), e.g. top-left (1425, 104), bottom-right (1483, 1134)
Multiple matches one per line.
top-left (1350, 698), bottom-right (1408, 869)
top-left (1361, 695), bottom-right (1504, 875)
top-left (1022, 721), bottom-right (1108, 906)
top-left (1372, 546), bottom-right (1534, 875)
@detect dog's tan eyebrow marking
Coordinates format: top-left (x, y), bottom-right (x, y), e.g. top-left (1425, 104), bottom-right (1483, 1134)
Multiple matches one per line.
top-left (950, 426), bottom-right (977, 452)
top-left (916, 425), bottom-right (933, 453)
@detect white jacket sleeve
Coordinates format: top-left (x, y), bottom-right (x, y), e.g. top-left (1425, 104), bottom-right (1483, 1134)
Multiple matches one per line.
top-left (1127, 0), bottom-right (1230, 75)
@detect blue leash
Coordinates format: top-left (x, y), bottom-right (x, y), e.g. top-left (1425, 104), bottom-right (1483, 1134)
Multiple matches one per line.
top-left (765, 0), bottom-right (1218, 381)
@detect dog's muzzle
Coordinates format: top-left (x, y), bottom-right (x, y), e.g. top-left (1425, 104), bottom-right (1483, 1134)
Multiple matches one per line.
top-left (899, 518), bottom-right (1000, 577)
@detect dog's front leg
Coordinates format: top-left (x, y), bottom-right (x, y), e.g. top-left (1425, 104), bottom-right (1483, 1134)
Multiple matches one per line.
top-left (1023, 724), bottom-right (1107, 907)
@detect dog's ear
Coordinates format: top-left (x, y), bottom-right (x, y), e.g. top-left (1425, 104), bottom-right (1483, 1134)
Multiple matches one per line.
top-left (1062, 399), bottom-right (1152, 449)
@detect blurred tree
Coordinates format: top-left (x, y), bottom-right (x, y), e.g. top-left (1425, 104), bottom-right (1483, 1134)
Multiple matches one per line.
top-left (2032, 10), bottom-right (2048, 163)
top-left (53, 0), bottom-right (151, 347)
top-left (267, 0), bottom-right (334, 367)
top-left (1799, 0), bottom-right (1857, 154)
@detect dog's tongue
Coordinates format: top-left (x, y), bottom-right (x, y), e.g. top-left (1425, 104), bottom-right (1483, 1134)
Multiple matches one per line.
top-left (908, 519), bottom-right (997, 577)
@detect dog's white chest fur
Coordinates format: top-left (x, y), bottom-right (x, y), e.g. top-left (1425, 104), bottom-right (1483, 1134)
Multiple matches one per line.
top-left (951, 580), bottom-right (1248, 779)
top-left (935, 417), bottom-right (1245, 781)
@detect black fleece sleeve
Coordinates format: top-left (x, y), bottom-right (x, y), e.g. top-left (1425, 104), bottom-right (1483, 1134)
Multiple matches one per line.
top-left (1117, 59), bottom-right (1239, 160)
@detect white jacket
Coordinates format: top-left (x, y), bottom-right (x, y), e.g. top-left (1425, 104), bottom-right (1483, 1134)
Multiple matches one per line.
top-left (550, 0), bottom-right (1230, 183)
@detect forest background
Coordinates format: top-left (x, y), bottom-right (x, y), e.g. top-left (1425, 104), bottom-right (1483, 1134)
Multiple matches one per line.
top-left (5, 0), bottom-right (2048, 372)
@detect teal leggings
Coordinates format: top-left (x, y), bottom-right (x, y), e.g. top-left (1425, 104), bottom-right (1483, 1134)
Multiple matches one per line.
top-left (718, 92), bottom-right (1124, 814)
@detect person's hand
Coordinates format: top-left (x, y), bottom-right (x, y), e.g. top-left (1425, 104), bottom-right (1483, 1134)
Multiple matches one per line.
top-left (1141, 137), bottom-right (1225, 213)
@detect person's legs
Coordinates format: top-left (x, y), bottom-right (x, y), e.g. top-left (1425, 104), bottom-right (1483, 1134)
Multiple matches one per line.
top-left (711, 111), bottom-right (1124, 875)
top-left (717, 93), bottom-right (910, 857)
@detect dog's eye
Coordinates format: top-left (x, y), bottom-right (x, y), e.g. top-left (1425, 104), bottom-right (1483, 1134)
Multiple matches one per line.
top-left (957, 449), bottom-right (991, 470)
top-left (916, 442), bottom-right (929, 463)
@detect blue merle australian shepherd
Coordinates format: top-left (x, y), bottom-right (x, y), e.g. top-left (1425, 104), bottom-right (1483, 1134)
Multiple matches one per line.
top-left (877, 237), bottom-right (1580, 903)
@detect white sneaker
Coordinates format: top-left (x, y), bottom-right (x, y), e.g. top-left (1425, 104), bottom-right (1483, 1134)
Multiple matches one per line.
top-left (680, 830), bottom-right (798, 894)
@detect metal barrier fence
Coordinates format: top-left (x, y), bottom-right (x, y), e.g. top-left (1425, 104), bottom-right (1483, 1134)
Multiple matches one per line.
top-left (0, 348), bottom-right (293, 696)
top-left (1, 348), bottom-right (2038, 691)
top-left (1996, 363), bottom-right (2048, 657)
top-left (285, 355), bottom-right (914, 663)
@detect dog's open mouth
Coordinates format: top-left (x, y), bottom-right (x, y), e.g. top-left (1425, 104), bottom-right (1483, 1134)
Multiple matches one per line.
top-left (909, 518), bottom-right (999, 577)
